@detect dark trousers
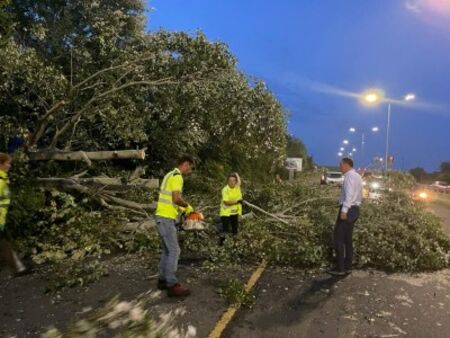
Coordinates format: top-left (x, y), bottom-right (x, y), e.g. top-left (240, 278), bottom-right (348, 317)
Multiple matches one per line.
top-left (334, 206), bottom-right (359, 271)
top-left (221, 215), bottom-right (239, 235)
top-left (0, 232), bottom-right (26, 274)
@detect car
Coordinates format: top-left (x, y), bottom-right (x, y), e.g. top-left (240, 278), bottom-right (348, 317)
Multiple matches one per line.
top-left (324, 171), bottom-right (344, 185)
top-left (366, 180), bottom-right (393, 200)
top-left (431, 181), bottom-right (448, 193)
top-left (367, 181), bottom-right (383, 200)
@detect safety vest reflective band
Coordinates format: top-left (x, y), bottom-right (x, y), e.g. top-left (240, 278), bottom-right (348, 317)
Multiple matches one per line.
top-left (0, 170), bottom-right (10, 227)
top-left (0, 171), bottom-right (10, 206)
top-left (155, 168), bottom-right (183, 220)
top-left (158, 170), bottom-right (179, 206)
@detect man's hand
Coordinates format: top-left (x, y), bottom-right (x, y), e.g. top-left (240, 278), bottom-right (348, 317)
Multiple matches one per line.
top-left (340, 212), bottom-right (348, 220)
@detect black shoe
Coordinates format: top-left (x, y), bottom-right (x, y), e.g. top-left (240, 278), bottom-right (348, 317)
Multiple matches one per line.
top-left (157, 279), bottom-right (168, 290)
top-left (327, 269), bottom-right (346, 276)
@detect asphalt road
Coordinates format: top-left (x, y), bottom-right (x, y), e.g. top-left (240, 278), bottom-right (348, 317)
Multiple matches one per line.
top-left (223, 203), bottom-right (450, 338)
top-left (225, 268), bottom-right (450, 338)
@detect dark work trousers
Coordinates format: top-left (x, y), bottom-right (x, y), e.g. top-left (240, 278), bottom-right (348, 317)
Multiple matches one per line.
top-left (220, 215), bottom-right (239, 245)
top-left (0, 231), bottom-right (26, 274)
top-left (334, 206), bottom-right (360, 272)
top-left (221, 215), bottom-right (239, 235)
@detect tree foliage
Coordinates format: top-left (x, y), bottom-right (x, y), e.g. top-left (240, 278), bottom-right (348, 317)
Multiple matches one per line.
top-left (409, 162), bottom-right (450, 183)
top-left (0, 0), bottom-right (287, 178)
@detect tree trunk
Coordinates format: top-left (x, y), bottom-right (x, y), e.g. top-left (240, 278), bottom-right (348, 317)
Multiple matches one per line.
top-left (124, 219), bottom-right (156, 231)
top-left (29, 149), bottom-right (146, 163)
top-left (38, 177), bottom-right (159, 189)
top-left (37, 178), bottom-right (156, 211)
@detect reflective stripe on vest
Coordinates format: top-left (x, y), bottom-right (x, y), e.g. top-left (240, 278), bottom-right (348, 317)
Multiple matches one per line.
top-left (157, 170), bottom-right (178, 207)
top-left (221, 203), bottom-right (235, 209)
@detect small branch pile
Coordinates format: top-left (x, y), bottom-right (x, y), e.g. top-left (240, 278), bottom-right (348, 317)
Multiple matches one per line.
top-left (42, 292), bottom-right (197, 338)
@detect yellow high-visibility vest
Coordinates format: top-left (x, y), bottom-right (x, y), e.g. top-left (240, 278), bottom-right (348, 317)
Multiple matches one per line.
top-left (220, 185), bottom-right (242, 217)
top-left (0, 170), bottom-right (11, 229)
top-left (155, 168), bottom-right (183, 220)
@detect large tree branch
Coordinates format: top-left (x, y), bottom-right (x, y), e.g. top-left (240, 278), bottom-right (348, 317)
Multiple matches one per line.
top-left (101, 194), bottom-right (156, 212)
top-left (37, 178), bottom-right (156, 214)
top-left (95, 77), bottom-right (176, 100)
top-left (242, 200), bottom-right (291, 226)
top-left (71, 54), bottom-right (159, 90)
top-left (28, 100), bottom-right (66, 148)
top-left (29, 149), bottom-right (146, 162)
top-left (38, 177), bottom-right (159, 189)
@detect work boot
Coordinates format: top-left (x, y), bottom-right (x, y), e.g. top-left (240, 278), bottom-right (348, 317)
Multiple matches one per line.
top-left (14, 268), bottom-right (32, 278)
top-left (167, 283), bottom-right (191, 297)
top-left (157, 279), bottom-right (168, 290)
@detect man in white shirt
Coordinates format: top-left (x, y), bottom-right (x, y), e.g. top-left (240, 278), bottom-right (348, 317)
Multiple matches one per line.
top-left (328, 157), bottom-right (363, 276)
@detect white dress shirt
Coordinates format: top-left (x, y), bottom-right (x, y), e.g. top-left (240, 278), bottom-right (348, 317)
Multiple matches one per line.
top-left (339, 169), bottom-right (363, 213)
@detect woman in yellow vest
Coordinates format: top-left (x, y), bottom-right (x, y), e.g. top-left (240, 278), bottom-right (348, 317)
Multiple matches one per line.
top-left (0, 153), bottom-right (28, 276)
top-left (220, 173), bottom-right (243, 243)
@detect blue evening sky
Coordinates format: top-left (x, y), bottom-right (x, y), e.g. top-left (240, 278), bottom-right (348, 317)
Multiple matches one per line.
top-left (146, 0), bottom-right (450, 171)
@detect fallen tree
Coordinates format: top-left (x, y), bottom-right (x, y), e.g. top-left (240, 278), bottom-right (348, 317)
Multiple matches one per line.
top-left (180, 175), bottom-right (450, 272)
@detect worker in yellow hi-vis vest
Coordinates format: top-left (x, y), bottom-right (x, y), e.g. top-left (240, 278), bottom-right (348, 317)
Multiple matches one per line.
top-left (155, 155), bottom-right (195, 297)
top-left (219, 172), bottom-right (243, 245)
top-left (0, 153), bottom-right (28, 277)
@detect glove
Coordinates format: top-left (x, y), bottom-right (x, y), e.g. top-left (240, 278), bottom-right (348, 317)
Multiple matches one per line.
top-left (185, 204), bottom-right (194, 215)
top-left (237, 200), bottom-right (243, 204)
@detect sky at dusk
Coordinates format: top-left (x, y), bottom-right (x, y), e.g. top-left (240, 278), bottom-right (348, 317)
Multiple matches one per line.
top-left (146, 0), bottom-right (450, 171)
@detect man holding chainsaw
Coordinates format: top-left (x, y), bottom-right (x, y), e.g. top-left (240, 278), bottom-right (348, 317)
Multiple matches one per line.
top-left (155, 155), bottom-right (195, 297)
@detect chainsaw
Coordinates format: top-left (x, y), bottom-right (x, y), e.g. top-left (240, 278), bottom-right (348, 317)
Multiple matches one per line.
top-left (177, 211), bottom-right (206, 231)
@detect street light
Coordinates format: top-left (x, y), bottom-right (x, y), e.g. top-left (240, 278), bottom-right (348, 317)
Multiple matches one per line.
top-left (352, 148), bottom-right (357, 152)
top-left (338, 152), bottom-right (343, 157)
top-left (361, 89), bottom-right (415, 171)
top-left (343, 139), bottom-right (349, 145)
top-left (349, 127), bottom-right (356, 133)
top-left (340, 147), bottom-right (345, 151)
top-left (404, 94), bottom-right (415, 101)
top-left (371, 126), bottom-right (379, 132)
top-left (361, 88), bottom-right (385, 106)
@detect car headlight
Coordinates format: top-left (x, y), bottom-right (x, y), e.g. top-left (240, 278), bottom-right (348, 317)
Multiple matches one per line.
top-left (419, 191), bottom-right (428, 199)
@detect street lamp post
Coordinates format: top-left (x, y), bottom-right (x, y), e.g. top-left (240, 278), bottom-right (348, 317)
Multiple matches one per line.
top-left (385, 103), bottom-right (392, 172)
top-left (349, 127), bottom-right (378, 168)
top-left (361, 90), bottom-right (415, 173)
top-left (361, 132), bottom-right (365, 167)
